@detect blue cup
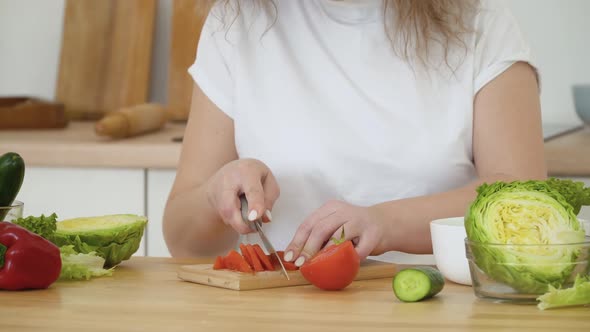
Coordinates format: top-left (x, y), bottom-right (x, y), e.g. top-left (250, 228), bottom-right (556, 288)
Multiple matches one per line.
top-left (573, 84), bottom-right (590, 126)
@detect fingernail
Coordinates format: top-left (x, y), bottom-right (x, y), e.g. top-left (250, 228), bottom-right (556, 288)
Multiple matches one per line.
top-left (248, 210), bottom-right (258, 221)
top-left (294, 256), bottom-right (305, 267)
top-left (284, 251), bottom-right (293, 262)
top-left (265, 210), bottom-right (272, 221)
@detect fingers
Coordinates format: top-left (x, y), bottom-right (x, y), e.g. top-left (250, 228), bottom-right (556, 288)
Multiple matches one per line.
top-left (242, 176), bottom-right (266, 222)
top-left (210, 159), bottom-right (280, 234)
top-left (261, 171), bottom-right (280, 223)
top-left (218, 188), bottom-right (252, 234)
top-left (284, 201), bottom-right (380, 266)
top-left (284, 201), bottom-right (342, 266)
top-left (328, 227), bottom-right (375, 261)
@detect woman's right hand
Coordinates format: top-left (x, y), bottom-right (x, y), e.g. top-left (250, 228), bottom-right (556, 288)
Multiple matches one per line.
top-left (206, 158), bottom-right (280, 234)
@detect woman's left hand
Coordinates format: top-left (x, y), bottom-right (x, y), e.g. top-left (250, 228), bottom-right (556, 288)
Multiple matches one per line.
top-left (283, 200), bottom-right (392, 267)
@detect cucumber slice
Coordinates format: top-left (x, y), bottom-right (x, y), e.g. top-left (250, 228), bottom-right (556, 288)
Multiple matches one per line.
top-left (392, 266), bottom-right (445, 302)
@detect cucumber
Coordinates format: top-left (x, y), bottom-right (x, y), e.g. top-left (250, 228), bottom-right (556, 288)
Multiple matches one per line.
top-left (0, 152), bottom-right (25, 220)
top-left (392, 266), bottom-right (445, 302)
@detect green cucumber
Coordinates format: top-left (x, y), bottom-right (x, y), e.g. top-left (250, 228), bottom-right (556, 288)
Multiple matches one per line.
top-left (0, 152), bottom-right (25, 220)
top-left (392, 266), bottom-right (445, 302)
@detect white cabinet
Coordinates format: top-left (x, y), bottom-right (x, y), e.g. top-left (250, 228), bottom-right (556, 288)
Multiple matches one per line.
top-left (15, 167), bottom-right (147, 256)
top-left (146, 169), bottom-right (176, 257)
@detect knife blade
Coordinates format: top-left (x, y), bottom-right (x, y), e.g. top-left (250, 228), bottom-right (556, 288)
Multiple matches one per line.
top-left (239, 195), bottom-right (290, 280)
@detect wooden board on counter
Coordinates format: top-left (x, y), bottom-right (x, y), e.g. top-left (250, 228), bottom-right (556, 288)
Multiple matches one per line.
top-left (177, 259), bottom-right (397, 290)
top-left (167, 0), bottom-right (214, 121)
top-left (56, 0), bottom-right (157, 120)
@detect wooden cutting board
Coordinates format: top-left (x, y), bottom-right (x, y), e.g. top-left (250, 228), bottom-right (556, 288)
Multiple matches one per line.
top-left (166, 0), bottom-right (214, 121)
top-left (0, 97), bottom-right (67, 129)
top-left (56, 0), bottom-right (157, 120)
top-left (177, 259), bottom-right (398, 291)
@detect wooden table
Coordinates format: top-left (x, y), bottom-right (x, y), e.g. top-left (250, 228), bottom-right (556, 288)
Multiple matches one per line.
top-left (0, 257), bottom-right (588, 332)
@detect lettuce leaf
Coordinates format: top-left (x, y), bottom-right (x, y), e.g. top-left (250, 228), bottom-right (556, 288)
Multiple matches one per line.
top-left (59, 245), bottom-right (113, 281)
top-left (12, 213), bottom-right (58, 239)
top-left (537, 274), bottom-right (590, 310)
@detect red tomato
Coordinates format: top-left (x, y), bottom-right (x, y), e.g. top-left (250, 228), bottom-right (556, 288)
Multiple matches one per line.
top-left (300, 240), bottom-right (360, 290)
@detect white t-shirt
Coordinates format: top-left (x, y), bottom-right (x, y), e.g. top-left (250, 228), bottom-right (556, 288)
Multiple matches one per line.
top-left (188, 0), bottom-right (535, 264)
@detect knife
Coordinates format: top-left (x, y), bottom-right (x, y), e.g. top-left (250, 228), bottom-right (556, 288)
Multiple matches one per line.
top-left (239, 195), bottom-right (290, 280)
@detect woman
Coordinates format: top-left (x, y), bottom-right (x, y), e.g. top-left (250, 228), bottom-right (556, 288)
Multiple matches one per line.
top-left (162, 0), bottom-right (547, 265)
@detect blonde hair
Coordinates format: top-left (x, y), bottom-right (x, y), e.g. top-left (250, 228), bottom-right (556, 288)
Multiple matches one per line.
top-left (213, 0), bottom-right (479, 68)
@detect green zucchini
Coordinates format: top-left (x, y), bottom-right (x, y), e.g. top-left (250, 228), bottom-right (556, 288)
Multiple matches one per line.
top-left (0, 152), bottom-right (25, 220)
top-left (392, 266), bottom-right (445, 302)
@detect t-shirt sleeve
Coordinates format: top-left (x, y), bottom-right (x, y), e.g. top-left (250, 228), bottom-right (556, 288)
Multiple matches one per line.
top-left (187, 4), bottom-right (235, 118)
top-left (473, 1), bottom-right (538, 94)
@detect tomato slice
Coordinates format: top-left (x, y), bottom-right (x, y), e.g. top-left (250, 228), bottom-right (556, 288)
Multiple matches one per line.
top-left (239, 243), bottom-right (254, 269)
top-left (252, 244), bottom-right (275, 271)
top-left (246, 244), bottom-right (265, 272)
top-left (299, 240), bottom-right (360, 290)
top-left (223, 250), bottom-right (253, 273)
top-left (213, 256), bottom-right (225, 270)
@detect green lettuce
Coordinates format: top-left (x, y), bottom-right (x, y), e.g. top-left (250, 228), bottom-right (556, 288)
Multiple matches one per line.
top-left (10, 213), bottom-right (147, 269)
top-left (59, 245), bottom-right (113, 281)
top-left (465, 179), bottom-right (587, 293)
top-left (537, 274), bottom-right (590, 310)
top-left (52, 214), bottom-right (147, 267)
top-left (12, 213), bottom-right (58, 239)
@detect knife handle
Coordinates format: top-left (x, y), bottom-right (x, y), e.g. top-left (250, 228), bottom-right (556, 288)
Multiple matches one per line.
top-left (239, 194), bottom-right (258, 231)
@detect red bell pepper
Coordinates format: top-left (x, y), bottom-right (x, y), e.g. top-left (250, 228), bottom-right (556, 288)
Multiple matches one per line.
top-left (0, 221), bottom-right (62, 290)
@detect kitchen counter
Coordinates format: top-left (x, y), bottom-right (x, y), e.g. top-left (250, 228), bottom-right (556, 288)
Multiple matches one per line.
top-left (0, 257), bottom-right (588, 331)
top-left (544, 127), bottom-right (590, 176)
top-left (1, 122), bottom-right (590, 175)
top-left (0, 121), bottom-right (185, 169)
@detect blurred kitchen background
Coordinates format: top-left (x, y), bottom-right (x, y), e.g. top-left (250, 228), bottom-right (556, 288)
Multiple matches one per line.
top-left (0, 0), bottom-right (589, 260)
top-left (1, 0), bottom-right (589, 128)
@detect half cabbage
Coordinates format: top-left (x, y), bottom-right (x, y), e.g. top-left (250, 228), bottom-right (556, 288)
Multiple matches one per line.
top-left (52, 214), bottom-right (147, 267)
top-left (465, 180), bottom-right (586, 293)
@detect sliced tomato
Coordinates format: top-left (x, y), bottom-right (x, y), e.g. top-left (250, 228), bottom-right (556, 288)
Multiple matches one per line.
top-left (239, 243), bottom-right (254, 269)
top-left (270, 251), bottom-right (299, 271)
top-left (213, 256), bottom-right (225, 270)
top-left (223, 250), bottom-right (253, 273)
top-left (252, 244), bottom-right (275, 271)
top-left (299, 240), bottom-right (360, 290)
top-left (246, 244), bottom-right (264, 272)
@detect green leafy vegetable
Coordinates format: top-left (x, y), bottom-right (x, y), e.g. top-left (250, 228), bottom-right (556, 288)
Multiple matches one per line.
top-left (537, 274), bottom-right (590, 310)
top-left (546, 178), bottom-right (590, 215)
top-left (12, 213), bottom-right (58, 240)
top-left (465, 179), bottom-right (587, 293)
top-left (59, 245), bottom-right (113, 281)
top-left (52, 214), bottom-right (147, 267)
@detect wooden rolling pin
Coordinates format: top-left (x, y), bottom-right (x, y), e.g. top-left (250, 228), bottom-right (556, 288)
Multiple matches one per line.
top-left (95, 103), bottom-right (168, 139)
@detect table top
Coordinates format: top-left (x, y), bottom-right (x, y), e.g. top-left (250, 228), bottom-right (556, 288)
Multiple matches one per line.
top-left (0, 257), bottom-right (588, 332)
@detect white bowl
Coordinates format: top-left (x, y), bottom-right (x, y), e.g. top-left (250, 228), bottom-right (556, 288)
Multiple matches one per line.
top-left (430, 217), bottom-right (471, 286)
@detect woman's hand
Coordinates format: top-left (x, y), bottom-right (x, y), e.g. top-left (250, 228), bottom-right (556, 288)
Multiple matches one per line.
top-left (206, 158), bottom-right (280, 234)
top-left (283, 200), bottom-right (392, 267)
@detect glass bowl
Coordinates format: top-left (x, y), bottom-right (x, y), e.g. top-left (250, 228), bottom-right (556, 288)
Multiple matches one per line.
top-left (465, 237), bottom-right (590, 303)
top-left (0, 200), bottom-right (24, 222)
